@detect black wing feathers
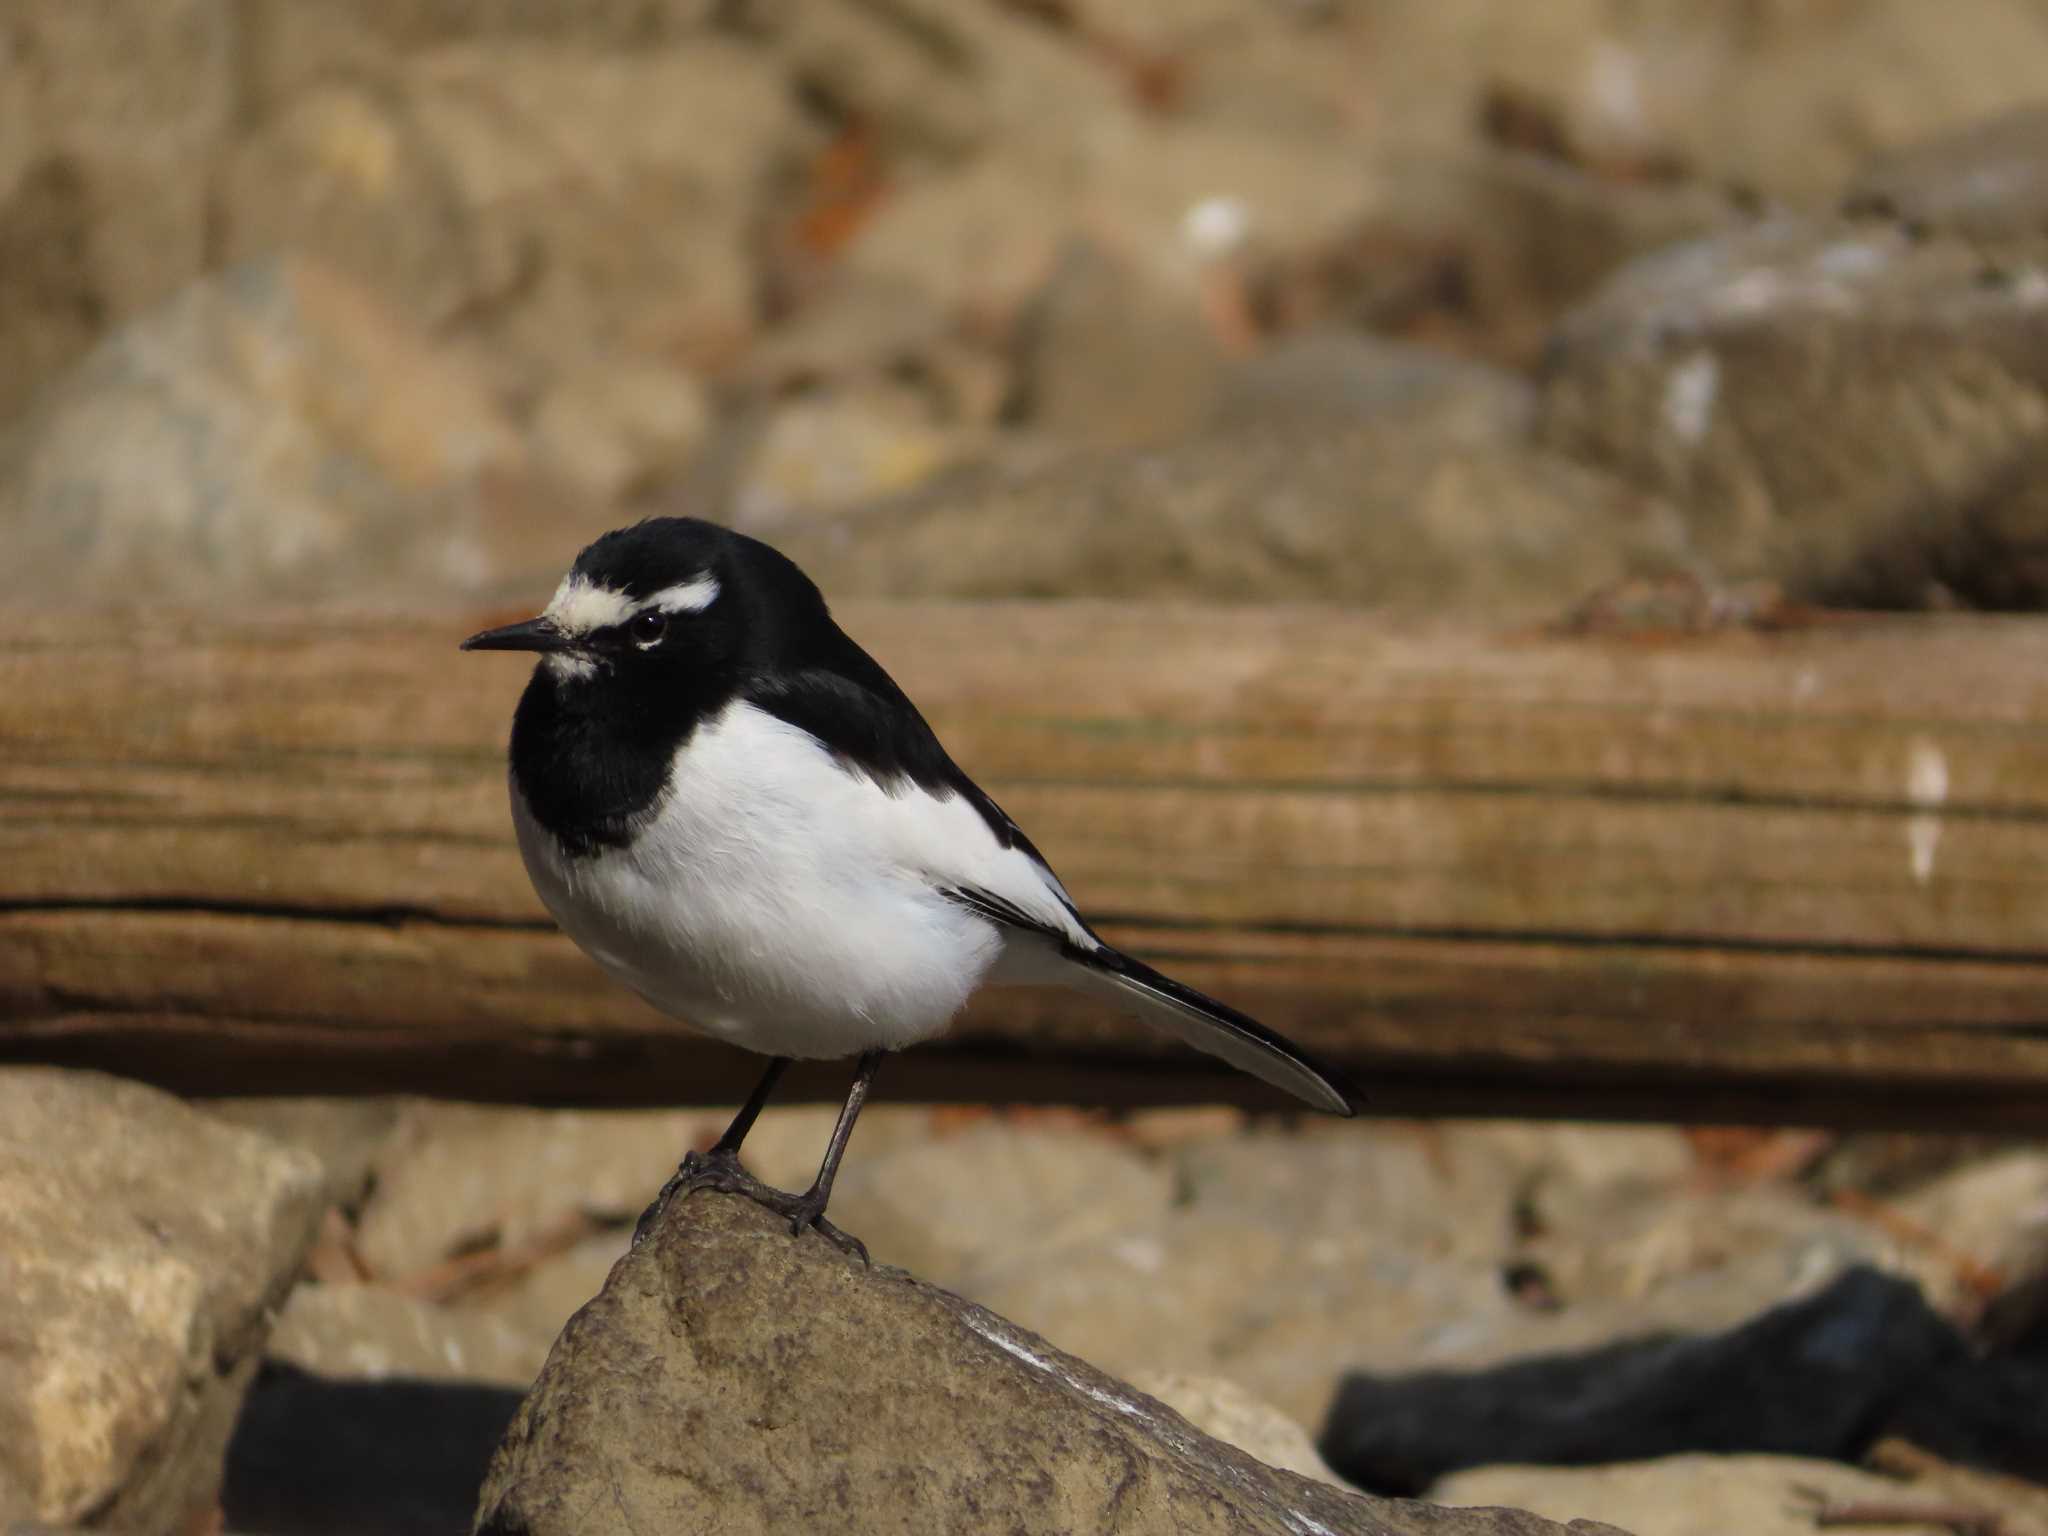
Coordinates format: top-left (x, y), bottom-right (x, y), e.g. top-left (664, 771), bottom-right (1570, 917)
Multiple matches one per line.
top-left (723, 522), bottom-right (1057, 865)
top-left (941, 883), bottom-right (1086, 948)
top-left (742, 657), bottom-right (1059, 877)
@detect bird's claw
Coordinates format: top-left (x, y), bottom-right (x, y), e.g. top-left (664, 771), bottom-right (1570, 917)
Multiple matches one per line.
top-left (634, 1147), bottom-right (868, 1265)
top-left (782, 1197), bottom-right (869, 1265)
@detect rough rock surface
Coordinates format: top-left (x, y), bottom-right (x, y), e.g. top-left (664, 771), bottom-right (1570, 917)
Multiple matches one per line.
top-left (472, 1191), bottom-right (1629, 1536)
top-left (1538, 215), bottom-right (2048, 607)
top-left (0, 1068), bottom-right (325, 1532)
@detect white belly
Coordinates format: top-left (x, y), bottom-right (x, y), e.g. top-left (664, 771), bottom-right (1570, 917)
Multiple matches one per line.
top-left (511, 701), bottom-right (1017, 1059)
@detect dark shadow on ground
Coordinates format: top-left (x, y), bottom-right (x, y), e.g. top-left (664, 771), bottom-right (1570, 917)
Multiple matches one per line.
top-left (222, 1362), bottom-right (523, 1535)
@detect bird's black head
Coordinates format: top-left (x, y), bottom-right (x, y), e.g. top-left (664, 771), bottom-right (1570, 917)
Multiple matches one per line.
top-left (462, 517), bottom-right (840, 853)
top-left (462, 517), bottom-right (835, 688)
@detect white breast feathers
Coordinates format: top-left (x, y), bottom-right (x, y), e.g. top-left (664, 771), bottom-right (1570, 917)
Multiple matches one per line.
top-left (512, 701), bottom-right (1084, 1059)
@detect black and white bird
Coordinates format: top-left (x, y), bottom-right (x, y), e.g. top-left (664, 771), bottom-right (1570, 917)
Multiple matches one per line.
top-left (464, 518), bottom-right (1355, 1256)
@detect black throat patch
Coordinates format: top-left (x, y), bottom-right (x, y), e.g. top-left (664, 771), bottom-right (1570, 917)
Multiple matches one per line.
top-left (509, 660), bottom-right (726, 858)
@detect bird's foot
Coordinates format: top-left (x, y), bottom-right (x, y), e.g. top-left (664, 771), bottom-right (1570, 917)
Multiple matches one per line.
top-left (634, 1147), bottom-right (868, 1265)
top-left (769, 1184), bottom-right (869, 1267)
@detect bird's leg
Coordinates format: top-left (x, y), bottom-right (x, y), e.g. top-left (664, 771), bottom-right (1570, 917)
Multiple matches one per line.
top-left (633, 1053), bottom-right (885, 1265)
top-left (773, 1050), bottom-right (883, 1263)
top-left (703, 1055), bottom-right (792, 1161)
top-left (633, 1056), bottom-right (791, 1246)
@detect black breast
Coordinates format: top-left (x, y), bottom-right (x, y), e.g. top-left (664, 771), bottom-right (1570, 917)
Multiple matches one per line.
top-left (508, 666), bottom-right (717, 858)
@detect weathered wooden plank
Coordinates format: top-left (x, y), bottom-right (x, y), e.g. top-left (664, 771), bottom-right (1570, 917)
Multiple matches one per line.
top-left (6, 605), bottom-right (2048, 1128)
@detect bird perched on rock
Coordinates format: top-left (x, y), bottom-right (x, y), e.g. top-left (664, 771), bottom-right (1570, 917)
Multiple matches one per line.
top-left (464, 518), bottom-right (1355, 1257)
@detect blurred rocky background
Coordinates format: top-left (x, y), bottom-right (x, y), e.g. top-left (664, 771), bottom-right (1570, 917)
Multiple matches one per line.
top-left (11, 0), bottom-right (2048, 613)
top-left (7, 1), bottom-right (2048, 1532)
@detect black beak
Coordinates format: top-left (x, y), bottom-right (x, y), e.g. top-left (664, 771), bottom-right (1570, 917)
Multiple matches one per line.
top-left (460, 616), bottom-right (568, 654)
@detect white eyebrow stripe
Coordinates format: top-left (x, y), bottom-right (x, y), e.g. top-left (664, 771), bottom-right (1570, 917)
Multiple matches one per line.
top-left (544, 575), bottom-right (634, 635)
top-left (647, 574), bottom-right (720, 613)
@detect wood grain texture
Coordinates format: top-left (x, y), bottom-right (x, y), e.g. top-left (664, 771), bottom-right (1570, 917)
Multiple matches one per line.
top-left (6, 604), bottom-right (2048, 1129)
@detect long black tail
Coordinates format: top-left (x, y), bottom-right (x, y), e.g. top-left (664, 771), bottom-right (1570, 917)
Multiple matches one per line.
top-left (1071, 945), bottom-right (1358, 1116)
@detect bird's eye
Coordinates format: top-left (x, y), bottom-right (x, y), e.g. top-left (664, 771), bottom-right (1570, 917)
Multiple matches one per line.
top-left (629, 611), bottom-right (669, 647)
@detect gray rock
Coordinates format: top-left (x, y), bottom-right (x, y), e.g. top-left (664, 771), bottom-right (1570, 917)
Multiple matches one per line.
top-left (268, 1283), bottom-right (548, 1388)
top-left (1126, 1369), bottom-right (1345, 1486)
top-left (1072, 118), bottom-right (1383, 299)
top-left (929, 1123), bottom-right (1896, 1432)
top-left (0, 0), bottom-right (234, 423)
top-left (471, 1104), bottom-right (975, 1360)
top-left (825, 1121), bottom-right (1175, 1284)
top-left (403, 39), bottom-right (795, 375)
top-left (1538, 215), bottom-right (2048, 607)
top-left (836, 156), bottom-right (1077, 331)
top-left (727, 382), bottom-right (980, 528)
top-left (1365, 0), bottom-right (2048, 205)
top-left (530, 353), bottom-right (712, 508)
top-left (738, 269), bottom-right (960, 394)
top-left (762, 0), bottom-right (1125, 161)
top-left (0, 162), bottom-right (104, 432)
top-left (472, 1190), bottom-right (1628, 1535)
top-left (1673, 0), bottom-right (2048, 202)
top-left (767, 414), bottom-right (1694, 612)
top-left (1846, 103), bottom-right (2048, 239)
top-left (1208, 332), bottom-right (1537, 440)
top-left (201, 1096), bottom-right (404, 1215)
top-left (0, 257), bottom-right (568, 606)
top-left (237, 0), bottom-right (401, 113)
top-left (219, 79), bottom-right (490, 331)
top-left (1403, 151), bottom-right (1748, 339)
top-left (812, 8), bottom-right (1380, 323)
top-left (249, 0), bottom-right (725, 49)
top-left (4, 0), bottom-right (234, 298)
top-left (465, 1230), bottom-right (633, 1367)
top-left (353, 1102), bottom-right (717, 1280)
top-left (225, 28), bottom-right (794, 399)
top-left (0, 1068), bottom-right (325, 1532)
top-left (1894, 1151), bottom-right (2048, 1313)
top-left (1010, 241), bottom-right (1232, 450)
top-left (1318, 1263), bottom-right (1974, 1493)
top-left (1432, 1455), bottom-right (1959, 1536)
top-left (350, 1101), bottom-right (935, 1281)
